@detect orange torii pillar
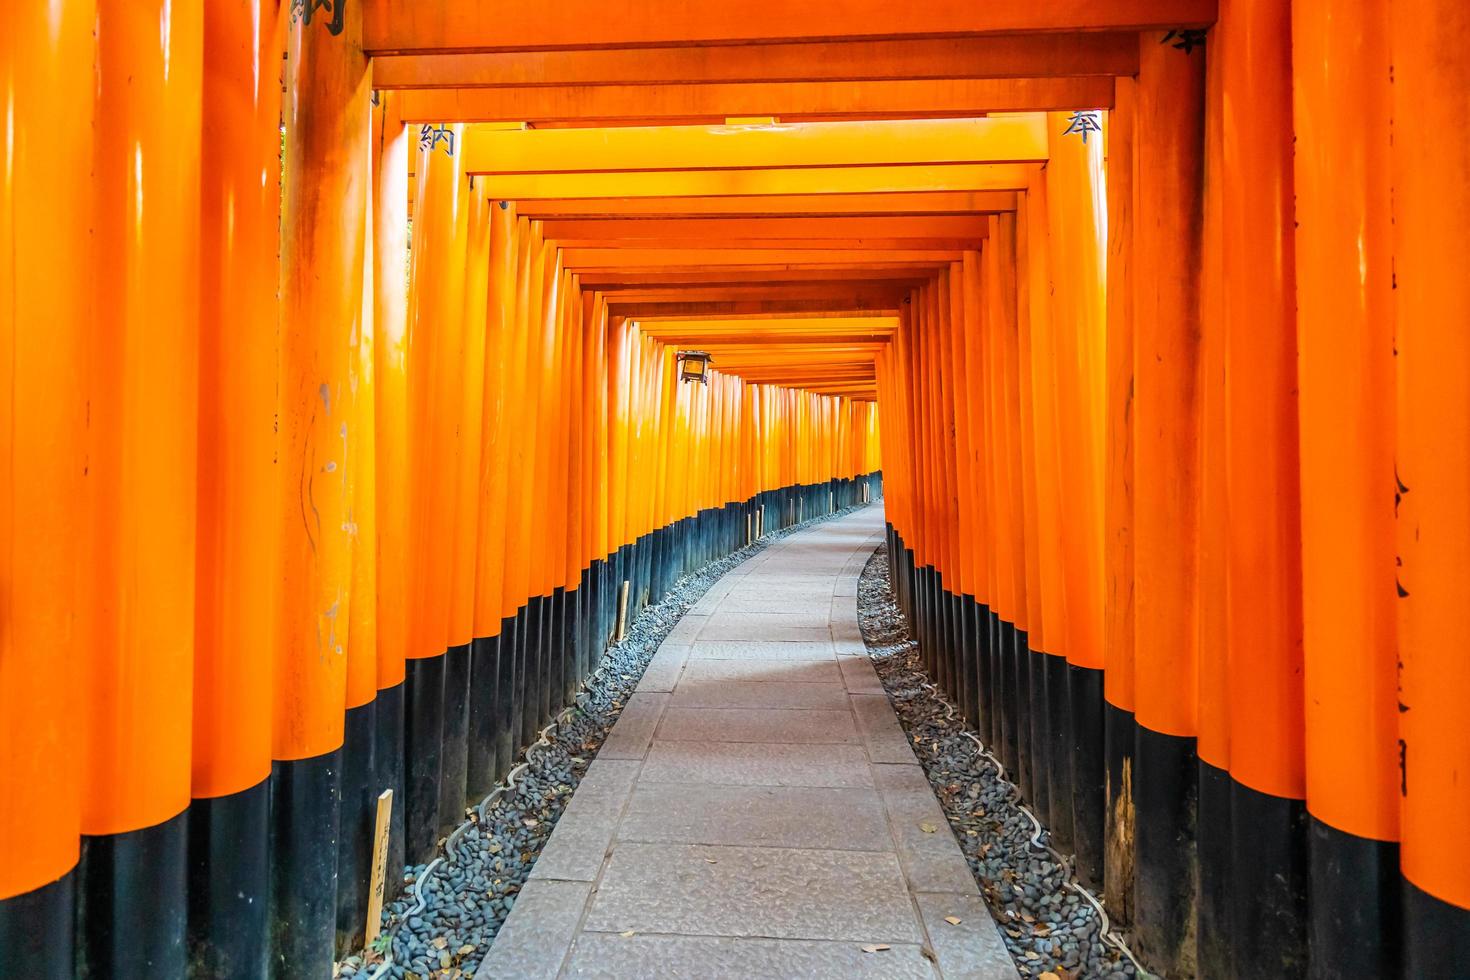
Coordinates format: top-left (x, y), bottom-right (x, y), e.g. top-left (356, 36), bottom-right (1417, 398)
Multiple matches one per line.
top-left (404, 121), bottom-right (467, 861)
top-left (1295, 0), bottom-right (1402, 975)
top-left (192, 1), bottom-right (283, 974)
top-left (1130, 32), bottom-right (1206, 976)
top-left (1218, 0), bottom-right (1309, 973)
top-left (276, 0), bottom-right (369, 972)
top-left (337, 75), bottom-right (382, 955)
top-left (1194, 28), bottom-right (1232, 971)
top-left (471, 201), bottom-right (523, 789)
top-left (1044, 115), bottom-right (1108, 890)
top-left (1101, 71), bottom-right (1137, 928)
top-left (79, 2), bottom-right (202, 977)
top-left (439, 179), bottom-right (489, 841)
top-left (0, 3), bottom-right (93, 976)
top-left (1393, 0), bottom-right (1470, 970)
top-left (372, 91), bottom-right (412, 902)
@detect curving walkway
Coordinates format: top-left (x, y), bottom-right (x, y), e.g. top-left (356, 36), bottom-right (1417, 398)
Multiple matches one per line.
top-left (479, 506), bottom-right (1017, 979)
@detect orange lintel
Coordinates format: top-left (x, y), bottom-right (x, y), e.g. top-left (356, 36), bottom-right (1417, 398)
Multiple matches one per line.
top-left (461, 118), bottom-right (1047, 175)
top-left (362, 1), bottom-right (1217, 55)
top-left (372, 35), bottom-right (1139, 89)
top-left (396, 77), bottom-right (1115, 125)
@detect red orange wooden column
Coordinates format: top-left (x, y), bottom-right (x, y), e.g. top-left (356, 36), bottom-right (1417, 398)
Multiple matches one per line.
top-left (276, 0), bottom-right (370, 970)
top-left (1130, 33), bottom-right (1206, 974)
top-left (0, 4), bottom-right (93, 975)
top-left (192, 1), bottom-right (284, 971)
top-left (1218, 0), bottom-right (1309, 971)
top-left (1392, 0), bottom-right (1470, 970)
top-left (371, 90), bottom-right (413, 898)
top-left (1293, 0), bottom-right (1401, 974)
top-left (82, 2), bottom-right (203, 975)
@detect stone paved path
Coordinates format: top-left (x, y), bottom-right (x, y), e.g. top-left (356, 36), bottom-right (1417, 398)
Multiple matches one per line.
top-left (478, 506), bottom-right (1018, 979)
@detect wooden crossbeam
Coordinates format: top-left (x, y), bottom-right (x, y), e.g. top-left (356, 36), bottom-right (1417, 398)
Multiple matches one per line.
top-left (362, 0), bottom-right (1217, 55)
top-left (514, 192), bottom-right (1018, 217)
top-left (372, 35), bottom-right (1139, 89)
top-left (473, 164), bottom-right (1039, 199)
top-left (463, 117), bottom-right (1046, 174)
top-left (397, 77), bottom-right (1114, 125)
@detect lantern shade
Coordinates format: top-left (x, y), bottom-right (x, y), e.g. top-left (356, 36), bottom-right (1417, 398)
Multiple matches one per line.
top-left (678, 350), bottom-right (712, 384)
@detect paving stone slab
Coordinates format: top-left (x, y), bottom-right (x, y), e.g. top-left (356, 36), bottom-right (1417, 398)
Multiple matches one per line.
top-left (873, 763), bottom-right (980, 895)
top-left (528, 760), bottom-right (640, 882)
top-left (583, 842), bottom-right (923, 943)
top-left (914, 892), bottom-right (1021, 979)
top-left (656, 706), bottom-right (859, 744)
top-left (703, 610), bottom-right (835, 630)
top-left (688, 639), bottom-right (835, 661)
top-left (635, 643), bottom-right (689, 693)
top-left (838, 655), bottom-right (886, 696)
top-left (598, 692), bottom-right (670, 759)
top-left (850, 693), bottom-right (920, 764)
top-left (474, 878), bottom-right (590, 980)
top-left (670, 678), bottom-right (852, 711)
top-left (678, 658), bottom-right (843, 685)
top-left (564, 933), bottom-right (935, 979)
top-left (698, 621), bottom-right (837, 643)
top-left (639, 740), bottom-right (874, 788)
top-left (618, 783), bottom-right (894, 852)
top-left (716, 592), bottom-right (838, 612)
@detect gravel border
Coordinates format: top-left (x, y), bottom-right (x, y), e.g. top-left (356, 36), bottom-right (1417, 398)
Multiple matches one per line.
top-left (857, 543), bottom-right (1142, 980)
top-left (335, 504), bottom-right (870, 980)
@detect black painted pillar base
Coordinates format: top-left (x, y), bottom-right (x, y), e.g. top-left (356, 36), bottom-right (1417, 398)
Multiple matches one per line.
top-left (1132, 723), bottom-right (1197, 975)
top-left (267, 750), bottom-right (340, 980)
top-left (1197, 758), bottom-right (1233, 979)
top-left (1308, 817), bottom-right (1401, 979)
top-left (1068, 664), bottom-right (1105, 891)
top-left (1405, 878), bottom-right (1470, 978)
top-left (403, 654), bottom-right (445, 864)
top-left (1229, 781), bottom-right (1308, 979)
top-left (0, 871), bottom-right (74, 979)
top-left (336, 698), bottom-right (378, 954)
top-left (1102, 701), bottom-right (1135, 928)
top-left (187, 779), bottom-right (270, 979)
top-left (77, 809), bottom-right (188, 979)
top-left (1044, 652), bottom-right (1074, 850)
top-left (374, 681), bottom-right (407, 906)
top-left (467, 635), bottom-right (501, 802)
top-left (1028, 644), bottom-right (1051, 820)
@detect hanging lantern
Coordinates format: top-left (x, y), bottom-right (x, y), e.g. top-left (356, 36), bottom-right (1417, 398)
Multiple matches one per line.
top-left (678, 350), bottom-right (712, 385)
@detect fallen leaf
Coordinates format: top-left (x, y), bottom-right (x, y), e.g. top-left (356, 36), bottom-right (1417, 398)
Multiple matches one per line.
top-left (458, 945), bottom-right (475, 955)
top-left (620, 931), bottom-right (636, 938)
top-left (860, 944), bottom-right (892, 954)
top-left (1040, 973), bottom-right (1062, 980)
top-left (944, 916), bottom-right (962, 925)
top-left (523, 818), bottom-right (539, 828)
top-left (431, 937), bottom-right (448, 950)
top-left (919, 822), bottom-right (937, 834)
top-left (1024, 950), bottom-right (1041, 960)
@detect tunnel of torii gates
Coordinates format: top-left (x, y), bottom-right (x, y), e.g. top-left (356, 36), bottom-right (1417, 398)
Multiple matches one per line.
top-left (1, 1), bottom-right (1468, 978)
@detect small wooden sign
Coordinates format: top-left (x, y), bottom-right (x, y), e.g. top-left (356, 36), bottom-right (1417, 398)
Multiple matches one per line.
top-left (615, 580), bottom-right (631, 642)
top-left (365, 789), bottom-right (393, 950)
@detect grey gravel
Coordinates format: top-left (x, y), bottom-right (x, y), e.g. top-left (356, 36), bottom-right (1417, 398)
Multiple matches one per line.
top-left (856, 542), bottom-right (1138, 980)
top-left (336, 505), bottom-right (867, 980)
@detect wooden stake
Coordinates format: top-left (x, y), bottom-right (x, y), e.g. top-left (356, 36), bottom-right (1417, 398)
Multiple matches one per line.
top-left (365, 789), bottom-right (393, 950)
top-left (615, 580), bottom-right (630, 641)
